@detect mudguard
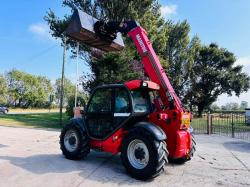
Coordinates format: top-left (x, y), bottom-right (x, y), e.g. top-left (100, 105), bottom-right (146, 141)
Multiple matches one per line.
top-left (69, 118), bottom-right (86, 132)
top-left (134, 122), bottom-right (166, 141)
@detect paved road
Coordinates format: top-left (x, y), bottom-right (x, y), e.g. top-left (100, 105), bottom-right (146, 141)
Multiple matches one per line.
top-left (0, 126), bottom-right (249, 187)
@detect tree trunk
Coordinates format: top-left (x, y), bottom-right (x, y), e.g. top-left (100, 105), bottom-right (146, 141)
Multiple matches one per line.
top-left (18, 99), bottom-right (21, 107)
top-left (197, 105), bottom-right (204, 117)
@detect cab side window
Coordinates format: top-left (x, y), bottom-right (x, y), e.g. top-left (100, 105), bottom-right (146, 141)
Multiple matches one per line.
top-left (131, 90), bottom-right (151, 113)
top-left (88, 88), bottom-right (112, 113)
top-left (115, 88), bottom-right (130, 113)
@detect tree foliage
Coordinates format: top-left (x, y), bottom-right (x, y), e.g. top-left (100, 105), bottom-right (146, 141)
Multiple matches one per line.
top-left (185, 44), bottom-right (250, 116)
top-left (1, 69), bottom-right (88, 110)
top-left (44, 0), bottom-right (157, 60)
top-left (221, 102), bottom-right (240, 111)
top-left (6, 70), bottom-right (53, 107)
top-left (165, 21), bottom-right (192, 96)
top-left (55, 77), bottom-right (75, 105)
top-left (45, 0), bottom-right (250, 115)
top-left (210, 104), bottom-right (220, 111)
top-left (240, 101), bottom-right (248, 109)
top-left (66, 95), bottom-right (86, 118)
top-left (0, 75), bottom-right (8, 104)
top-left (82, 52), bottom-right (143, 92)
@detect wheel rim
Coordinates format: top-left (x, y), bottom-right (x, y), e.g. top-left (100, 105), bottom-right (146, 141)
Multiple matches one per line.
top-left (127, 139), bottom-right (149, 169)
top-left (64, 130), bottom-right (79, 152)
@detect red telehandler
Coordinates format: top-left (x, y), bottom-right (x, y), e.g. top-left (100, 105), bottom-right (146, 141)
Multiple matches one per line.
top-left (60, 9), bottom-right (196, 180)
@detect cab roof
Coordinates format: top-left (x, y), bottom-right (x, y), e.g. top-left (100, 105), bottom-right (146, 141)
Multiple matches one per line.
top-left (94, 80), bottom-right (160, 91)
top-left (124, 80), bottom-right (160, 91)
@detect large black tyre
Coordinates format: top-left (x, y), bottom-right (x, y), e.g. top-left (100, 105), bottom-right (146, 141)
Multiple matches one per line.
top-left (189, 134), bottom-right (196, 157)
top-left (188, 134), bottom-right (196, 160)
top-left (121, 128), bottom-right (168, 180)
top-left (60, 122), bottom-right (90, 160)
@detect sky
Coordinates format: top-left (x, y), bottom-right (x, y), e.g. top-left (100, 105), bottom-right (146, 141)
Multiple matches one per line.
top-left (0, 1), bottom-right (250, 106)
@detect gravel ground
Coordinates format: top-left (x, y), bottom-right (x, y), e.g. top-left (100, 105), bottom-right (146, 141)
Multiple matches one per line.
top-left (0, 126), bottom-right (249, 187)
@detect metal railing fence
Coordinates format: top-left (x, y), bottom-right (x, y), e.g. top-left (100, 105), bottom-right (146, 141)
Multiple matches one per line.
top-left (192, 111), bottom-right (250, 141)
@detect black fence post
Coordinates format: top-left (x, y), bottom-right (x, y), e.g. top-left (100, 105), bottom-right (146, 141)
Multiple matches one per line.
top-left (231, 113), bottom-right (235, 138)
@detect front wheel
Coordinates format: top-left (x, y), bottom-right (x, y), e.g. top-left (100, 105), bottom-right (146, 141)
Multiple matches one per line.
top-left (121, 128), bottom-right (168, 180)
top-left (60, 122), bottom-right (90, 160)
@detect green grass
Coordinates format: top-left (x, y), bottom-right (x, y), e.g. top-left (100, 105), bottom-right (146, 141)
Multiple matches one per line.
top-left (0, 112), bottom-right (69, 129)
top-left (1, 112), bottom-right (249, 133)
top-left (191, 118), bottom-right (207, 130)
top-left (192, 117), bottom-right (250, 133)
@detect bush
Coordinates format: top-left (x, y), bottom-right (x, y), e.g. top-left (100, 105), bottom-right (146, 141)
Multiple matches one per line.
top-left (66, 95), bottom-right (86, 118)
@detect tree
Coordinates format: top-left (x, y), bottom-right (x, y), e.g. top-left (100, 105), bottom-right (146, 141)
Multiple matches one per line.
top-left (124, 2), bottom-right (168, 64)
top-left (240, 101), bottom-right (248, 109)
top-left (6, 70), bottom-right (24, 106)
top-left (210, 104), bottom-right (220, 111)
top-left (55, 77), bottom-right (75, 105)
top-left (221, 102), bottom-right (240, 111)
top-left (66, 94), bottom-right (86, 118)
top-left (6, 70), bottom-right (53, 107)
top-left (182, 36), bottom-right (202, 110)
top-left (0, 75), bottom-right (8, 104)
top-left (44, 0), bottom-right (250, 116)
top-left (44, 0), bottom-right (157, 60)
top-left (82, 52), bottom-right (143, 92)
top-left (186, 44), bottom-right (250, 116)
top-left (45, 0), bottom-right (166, 93)
top-left (230, 102), bottom-right (239, 110)
top-left (164, 21), bottom-right (191, 96)
top-left (35, 76), bottom-right (53, 107)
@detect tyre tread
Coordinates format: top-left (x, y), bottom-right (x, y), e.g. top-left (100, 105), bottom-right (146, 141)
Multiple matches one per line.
top-left (121, 127), bottom-right (168, 180)
top-left (60, 123), bottom-right (90, 160)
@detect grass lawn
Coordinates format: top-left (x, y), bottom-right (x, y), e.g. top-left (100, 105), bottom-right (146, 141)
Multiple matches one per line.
top-left (8, 108), bottom-right (65, 114)
top-left (1, 112), bottom-right (249, 133)
top-left (0, 112), bottom-right (69, 129)
top-left (192, 117), bottom-right (250, 134)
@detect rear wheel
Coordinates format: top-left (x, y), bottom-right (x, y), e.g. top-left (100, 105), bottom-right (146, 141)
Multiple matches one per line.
top-left (60, 122), bottom-right (90, 160)
top-left (189, 134), bottom-right (196, 157)
top-left (121, 128), bottom-right (168, 180)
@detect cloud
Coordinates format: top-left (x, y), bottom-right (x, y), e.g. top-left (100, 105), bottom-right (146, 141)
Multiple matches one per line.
top-left (160, 4), bottom-right (177, 17)
top-left (28, 23), bottom-right (54, 41)
top-left (235, 56), bottom-right (250, 66)
top-left (216, 92), bottom-right (250, 106)
top-left (235, 56), bottom-right (250, 75)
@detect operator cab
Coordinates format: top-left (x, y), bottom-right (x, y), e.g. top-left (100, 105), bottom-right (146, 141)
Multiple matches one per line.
top-left (84, 80), bottom-right (160, 140)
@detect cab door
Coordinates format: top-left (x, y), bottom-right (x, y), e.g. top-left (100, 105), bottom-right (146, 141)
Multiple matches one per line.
top-left (85, 88), bottom-right (113, 139)
top-left (113, 87), bottom-right (131, 128)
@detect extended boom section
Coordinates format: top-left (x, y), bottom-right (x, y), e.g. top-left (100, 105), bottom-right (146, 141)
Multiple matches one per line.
top-left (127, 26), bottom-right (183, 111)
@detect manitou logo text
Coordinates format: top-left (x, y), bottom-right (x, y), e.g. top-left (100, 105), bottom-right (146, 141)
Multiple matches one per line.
top-left (136, 34), bottom-right (147, 53)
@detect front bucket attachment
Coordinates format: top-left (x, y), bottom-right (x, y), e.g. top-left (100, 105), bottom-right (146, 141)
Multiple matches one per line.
top-left (66, 9), bottom-right (124, 52)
